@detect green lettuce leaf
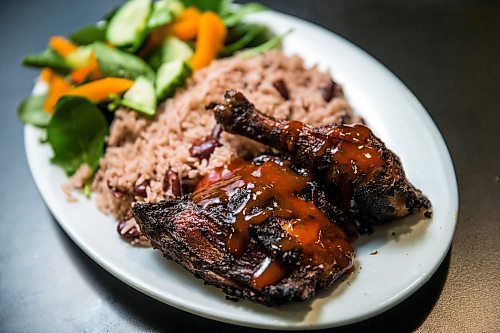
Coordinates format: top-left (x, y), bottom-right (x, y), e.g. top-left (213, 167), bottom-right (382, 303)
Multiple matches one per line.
top-left (17, 94), bottom-right (51, 127)
top-left (47, 96), bottom-right (108, 175)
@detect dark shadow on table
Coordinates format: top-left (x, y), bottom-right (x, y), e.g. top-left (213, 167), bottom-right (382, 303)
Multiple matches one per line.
top-left (52, 214), bottom-right (450, 333)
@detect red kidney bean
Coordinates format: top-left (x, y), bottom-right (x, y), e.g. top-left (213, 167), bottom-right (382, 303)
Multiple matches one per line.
top-left (272, 79), bottom-right (289, 100)
top-left (190, 137), bottom-right (222, 160)
top-left (163, 169), bottom-right (182, 198)
top-left (134, 179), bottom-right (149, 197)
top-left (116, 218), bottom-right (142, 239)
top-left (211, 123), bottom-right (222, 139)
top-left (320, 80), bottom-right (337, 102)
top-left (107, 180), bottom-right (125, 199)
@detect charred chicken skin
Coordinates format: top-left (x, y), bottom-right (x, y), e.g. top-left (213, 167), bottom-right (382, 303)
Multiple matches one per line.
top-left (214, 90), bottom-right (431, 222)
top-left (133, 91), bottom-right (431, 306)
top-left (134, 157), bottom-right (354, 305)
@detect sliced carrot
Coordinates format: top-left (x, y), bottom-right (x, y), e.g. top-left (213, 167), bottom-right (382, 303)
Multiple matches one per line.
top-left (168, 7), bottom-right (202, 41)
top-left (40, 68), bottom-right (53, 84)
top-left (44, 74), bottom-right (72, 114)
top-left (70, 52), bottom-right (101, 84)
top-left (49, 36), bottom-right (78, 58)
top-left (190, 12), bottom-right (227, 71)
top-left (65, 77), bottom-right (134, 102)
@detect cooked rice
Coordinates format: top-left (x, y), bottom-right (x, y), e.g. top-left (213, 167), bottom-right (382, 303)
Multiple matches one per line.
top-left (92, 50), bottom-right (359, 221)
top-left (63, 163), bottom-right (91, 202)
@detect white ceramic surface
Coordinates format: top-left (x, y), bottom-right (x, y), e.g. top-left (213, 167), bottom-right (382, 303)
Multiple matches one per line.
top-left (24, 10), bottom-right (458, 330)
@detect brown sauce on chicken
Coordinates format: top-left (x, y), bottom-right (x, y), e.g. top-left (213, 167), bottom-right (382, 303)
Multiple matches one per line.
top-left (282, 121), bottom-right (384, 182)
top-left (282, 121), bottom-right (385, 207)
top-left (193, 160), bottom-right (353, 289)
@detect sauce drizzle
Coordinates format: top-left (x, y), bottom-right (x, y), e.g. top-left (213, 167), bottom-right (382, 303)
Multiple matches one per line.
top-left (281, 122), bottom-right (384, 182)
top-left (193, 159), bottom-right (354, 289)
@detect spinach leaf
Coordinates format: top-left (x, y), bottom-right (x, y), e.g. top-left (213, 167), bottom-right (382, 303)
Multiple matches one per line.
top-left (70, 24), bottom-right (107, 45)
top-left (223, 3), bottom-right (267, 27)
top-left (240, 29), bottom-right (292, 59)
top-left (17, 94), bottom-right (51, 127)
top-left (91, 42), bottom-right (155, 81)
top-left (47, 96), bottom-right (108, 175)
top-left (22, 49), bottom-right (71, 74)
top-left (220, 24), bottom-right (266, 57)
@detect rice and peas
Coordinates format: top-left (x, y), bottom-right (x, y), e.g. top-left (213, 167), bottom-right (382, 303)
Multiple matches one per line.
top-left (73, 51), bottom-right (358, 245)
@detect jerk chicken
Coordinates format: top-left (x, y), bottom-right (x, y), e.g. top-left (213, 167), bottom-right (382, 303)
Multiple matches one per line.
top-left (134, 157), bottom-right (354, 305)
top-left (214, 90), bottom-right (431, 222)
top-left (133, 90), bottom-right (431, 305)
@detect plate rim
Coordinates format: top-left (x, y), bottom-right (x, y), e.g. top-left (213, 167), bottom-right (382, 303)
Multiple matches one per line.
top-left (23, 9), bottom-right (459, 330)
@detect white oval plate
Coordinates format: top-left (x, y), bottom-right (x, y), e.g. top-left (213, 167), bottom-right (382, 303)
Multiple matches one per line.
top-left (24, 10), bottom-right (458, 330)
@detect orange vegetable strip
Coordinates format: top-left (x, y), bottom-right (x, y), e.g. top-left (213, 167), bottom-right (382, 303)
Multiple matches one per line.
top-left (190, 12), bottom-right (227, 71)
top-left (64, 77), bottom-right (134, 102)
top-left (40, 68), bottom-right (53, 84)
top-left (44, 74), bottom-right (72, 114)
top-left (70, 52), bottom-right (101, 84)
top-left (168, 7), bottom-right (202, 41)
top-left (49, 36), bottom-right (78, 58)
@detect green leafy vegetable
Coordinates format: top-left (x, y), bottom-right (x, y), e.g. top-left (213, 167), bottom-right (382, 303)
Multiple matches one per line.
top-left (147, 0), bottom-right (174, 30)
top-left (84, 181), bottom-right (92, 198)
top-left (222, 3), bottom-right (267, 27)
top-left (22, 49), bottom-right (71, 74)
top-left (17, 94), bottom-right (51, 127)
top-left (91, 42), bottom-right (155, 81)
top-left (69, 24), bottom-right (107, 45)
top-left (47, 96), bottom-right (108, 175)
top-left (180, 0), bottom-right (228, 13)
top-left (220, 24), bottom-right (266, 57)
top-left (240, 29), bottom-right (292, 59)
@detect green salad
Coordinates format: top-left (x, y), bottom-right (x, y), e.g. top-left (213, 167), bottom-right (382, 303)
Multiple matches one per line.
top-left (18, 0), bottom-right (290, 195)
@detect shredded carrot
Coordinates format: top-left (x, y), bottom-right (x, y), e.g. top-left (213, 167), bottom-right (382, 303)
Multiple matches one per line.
top-left (44, 74), bottom-right (72, 114)
top-left (49, 36), bottom-right (78, 58)
top-left (168, 7), bottom-right (202, 41)
top-left (70, 52), bottom-right (101, 84)
top-left (40, 68), bottom-right (53, 84)
top-left (190, 12), bottom-right (227, 71)
top-left (64, 77), bottom-right (134, 102)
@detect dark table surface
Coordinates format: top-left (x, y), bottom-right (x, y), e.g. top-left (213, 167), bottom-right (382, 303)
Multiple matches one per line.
top-left (1, 0), bottom-right (499, 332)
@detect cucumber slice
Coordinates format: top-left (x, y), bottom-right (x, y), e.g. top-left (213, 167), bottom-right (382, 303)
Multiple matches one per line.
top-left (147, 36), bottom-right (193, 70)
top-left (167, 0), bottom-right (185, 18)
top-left (106, 0), bottom-right (152, 49)
top-left (122, 76), bottom-right (157, 115)
top-left (156, 60), bottom-right (191, 101)
top-left (66, 46), bottom-right (92, 69)
top-left (162, 36), bottom-right (193, 63)
top-left (147, 0), bottom-right (173, 30)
